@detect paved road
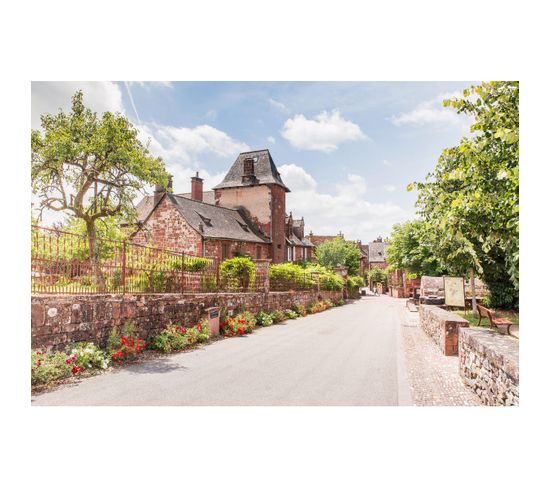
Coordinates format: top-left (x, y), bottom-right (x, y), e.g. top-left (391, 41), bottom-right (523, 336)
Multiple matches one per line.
top-left (32, 295), bottom-right (412, 406)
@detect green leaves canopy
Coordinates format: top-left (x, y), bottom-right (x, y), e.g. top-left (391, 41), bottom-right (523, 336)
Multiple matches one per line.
top-left (31, 90), bottom-right (169, 224)
top-left (410, 81), bottom-right (519, 308)
top-left (315, 237), bottom-right (361, 276)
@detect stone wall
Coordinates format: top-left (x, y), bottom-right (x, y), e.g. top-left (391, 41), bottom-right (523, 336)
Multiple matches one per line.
top-left (31, 290), bottom-right (342, 351)
top-left (458, 328), bottom-right (519, 406)
top-left (419, 305), bottom-right (469, 356)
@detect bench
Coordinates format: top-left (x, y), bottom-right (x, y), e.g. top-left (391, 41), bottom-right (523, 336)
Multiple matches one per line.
top-left (476, 304), bottom-right (513, 335)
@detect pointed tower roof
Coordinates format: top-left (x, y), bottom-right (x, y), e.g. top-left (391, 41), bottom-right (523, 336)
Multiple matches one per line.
top-left (213, 149), bottom-right (290, 192)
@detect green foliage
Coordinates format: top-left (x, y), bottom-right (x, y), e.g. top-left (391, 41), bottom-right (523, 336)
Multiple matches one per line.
top-left (220, 312), bottom-right (256, 336)
top-left (410, 81), bottom-right (519, 309)
top-left (315, 237), bottom-right (361, 276)
top-left (347, 275), bottom-right (365, 298)
top-left (31, 90), bottom-right (169, 291)
top-left (269, 262), bottom-right (315, 290)
top-left (293, 304), bottom-right (307, 317)
top-left (386, 220), bottom-right (447, 276)
top-left (66, 342), bottom-right (110, 370)
top-left (256, 310), bottom-right (274, 327)
top-left (367, 267), bottom-right (387, 285)
top-left (31, 350), bottom-right (72, 385)
top-left (270, 310), bottom-right (286, 324)
top-left (219, 257), bottom-right (256, 291)
top-left (284, 309), bottom-right (299, 319)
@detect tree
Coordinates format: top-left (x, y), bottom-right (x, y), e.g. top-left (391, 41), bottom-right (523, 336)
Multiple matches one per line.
top-left (367, 267), bottom-right (387, 287)
top-left (410, 81), bottom-right (519, 309)
top-left (386, 220), bottom-right (446, 276)
top-left (31, 91), bottom-right (169, 291)
top-left (315, 237), bottom-right (361, 276)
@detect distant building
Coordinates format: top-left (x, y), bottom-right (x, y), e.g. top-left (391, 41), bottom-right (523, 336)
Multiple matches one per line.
top-left (367, 236), bottom-right (390, 271)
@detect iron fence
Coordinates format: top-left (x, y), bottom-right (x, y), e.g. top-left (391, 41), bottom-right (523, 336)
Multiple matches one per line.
top-left (31, 226), bottom-right (219, 294)
top-left (269, 270), bottom-right (320, 292)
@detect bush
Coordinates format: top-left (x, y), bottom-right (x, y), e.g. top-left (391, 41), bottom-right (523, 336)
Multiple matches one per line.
top-left (31, 349), bottom-right (72, 385)
top-left (220, 257), bottom-right (256, 291)
top-left (285, 309), bottom-right (299, 319)
top-left (66, 342), bottom-right (110, 370)
top-left (302, 263), bottom-right (344, 291)
top-left (220, 311), bottom-right (256, 336)
top-left (347, 275), bottom-right (365, 298)
top-left (151, 320), bottom-right (211, 353)
top-left (107, 322), bottom-right (147, 362)
top-left (269, 263), bottom-right (315, 290)
top-left (270, 310), bottom-right (286, 324)
top-left (307, 300), bottom-right (332, 314)
top-left (293, 304), bottom-right (307, 317)
top-left (31, 342), bottom-right (109, 386)
top-left (256, 310), bottom-right (274, 327)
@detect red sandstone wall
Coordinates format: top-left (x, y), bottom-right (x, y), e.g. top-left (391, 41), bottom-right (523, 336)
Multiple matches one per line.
top-left (203, 240), bottom-right (270, 260)
top-left (132, 197), bottom-right (202, 255)
top-left (31, 290), bottom-right (343, 351)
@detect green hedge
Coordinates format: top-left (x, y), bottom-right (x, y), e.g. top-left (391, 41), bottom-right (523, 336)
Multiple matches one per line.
top-left (220, 257), bottom-right (256, 291)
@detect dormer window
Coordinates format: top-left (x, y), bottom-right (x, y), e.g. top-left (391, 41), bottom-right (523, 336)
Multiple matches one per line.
top-left (196, 212), bottom-right (212, 226)
top-left (238, 221), bottom-right (249, 232)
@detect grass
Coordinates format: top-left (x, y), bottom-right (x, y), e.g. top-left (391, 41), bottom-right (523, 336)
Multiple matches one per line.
top-left (454, 308), bottom-right (519, 327)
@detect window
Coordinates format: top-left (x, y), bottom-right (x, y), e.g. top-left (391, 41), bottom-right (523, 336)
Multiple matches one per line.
top-left (222, 243), bottom-right (230, 260)
top-left (256, 246), bottom-right (262, 259)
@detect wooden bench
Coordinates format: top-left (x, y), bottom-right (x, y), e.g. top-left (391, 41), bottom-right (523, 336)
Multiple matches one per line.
top-left (476, 304), bottom-right (513, 335)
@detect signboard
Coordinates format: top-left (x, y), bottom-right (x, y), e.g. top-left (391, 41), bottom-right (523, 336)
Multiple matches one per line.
top-left (444, 276), bottom-right (465, 307)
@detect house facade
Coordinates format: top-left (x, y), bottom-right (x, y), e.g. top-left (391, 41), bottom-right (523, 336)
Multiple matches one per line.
top-left (132, 149), bottom-right (313, 264)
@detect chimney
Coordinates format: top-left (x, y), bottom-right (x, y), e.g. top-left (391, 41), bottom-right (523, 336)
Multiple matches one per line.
top-left (191, 171), bottom-right (203, 201)
top-left (153, 173), bottom-right (173, 205)
top-left (242, 157), bottom-right (258, 184)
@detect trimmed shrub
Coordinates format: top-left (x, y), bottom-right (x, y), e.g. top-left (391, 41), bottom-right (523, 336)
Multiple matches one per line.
top-left (220, 257), bottom-right (256, 291)
top-left (269, 262), bottom-right (315, 290)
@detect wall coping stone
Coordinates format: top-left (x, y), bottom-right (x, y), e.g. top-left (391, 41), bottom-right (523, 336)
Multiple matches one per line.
top-left (459, 327), bottom-right (519, 382)
top-left (419, 304), bottom-right (469, 325)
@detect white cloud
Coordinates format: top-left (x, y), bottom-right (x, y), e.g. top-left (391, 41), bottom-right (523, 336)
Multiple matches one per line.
top-left (281, 110), bottom-right (367, 152)
top-left (279, 164), bottom-right (410, 241)
top-left (383, 185), bottom-right (397, 192)
top-left (267, 135), bottom-right (276, 144)
top-left (31, 81), bottom-right (124, 130)
top-left (127, 81), bottom-right (173, 89)
top-left (136, 122), bottom-right (250, 193)
top-left (268, 98), bottom-right (289, 112)
top-left (391, 91), bottom-right (471, 127)
top-left (383, 159), bottom-right (393, 166)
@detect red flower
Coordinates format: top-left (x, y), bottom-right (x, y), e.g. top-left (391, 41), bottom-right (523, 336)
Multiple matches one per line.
top-left (71, 365), bottom-right (81, 374)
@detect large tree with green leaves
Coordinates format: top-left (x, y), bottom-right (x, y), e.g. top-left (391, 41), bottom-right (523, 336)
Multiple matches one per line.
top-left (31, 91), bottom-right (169, 291)
top-left (386, 220), bottom-right (446, 277)
top-left (315, 237), bottom-right (361, 276)
top-left (410, 81), bottom-right (519, 308)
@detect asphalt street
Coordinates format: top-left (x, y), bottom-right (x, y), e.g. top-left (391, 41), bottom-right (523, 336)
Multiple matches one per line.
top-left (32, 295), bottom-right (412, 406)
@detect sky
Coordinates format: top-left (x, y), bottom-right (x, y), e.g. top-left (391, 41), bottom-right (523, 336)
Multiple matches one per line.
top-left (31, 81), bottom-right (476, 242)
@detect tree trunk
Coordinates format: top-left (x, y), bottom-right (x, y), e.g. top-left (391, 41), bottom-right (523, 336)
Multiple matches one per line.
top-left (470, 268), bottom-right (477, 313)
top-left (86, 220), bottom-right (107, 292)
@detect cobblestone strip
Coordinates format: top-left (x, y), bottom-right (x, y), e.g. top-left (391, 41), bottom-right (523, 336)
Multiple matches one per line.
top-left (399, 304), bottom-right (481, 406)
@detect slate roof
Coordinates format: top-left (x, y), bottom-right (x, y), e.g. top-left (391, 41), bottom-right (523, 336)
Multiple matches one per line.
top-left (177, 190), bottom-right (216, 205)
top-left (213, 149), bottom-right (290, 192)
top-left (368, 241), bottom-right (389, 262)
top-left (135, 195), bottom-right (155, 223)
top-left (166, 194), bottom-right (269, 243)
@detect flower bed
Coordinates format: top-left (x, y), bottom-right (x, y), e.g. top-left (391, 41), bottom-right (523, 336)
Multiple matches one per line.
top-left (32, 296), bottom-right (348, 390)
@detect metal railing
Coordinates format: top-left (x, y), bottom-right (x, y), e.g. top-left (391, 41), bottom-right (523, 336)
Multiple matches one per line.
top-left (31, 226), bottom-right (219, 294)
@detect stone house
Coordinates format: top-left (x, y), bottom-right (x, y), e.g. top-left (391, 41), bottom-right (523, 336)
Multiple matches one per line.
top-left (132, 149), bottom-right (312, 263)
top-left (285, 213), bottom-right (315, 262)
top-left (367, 237), bottom-right (390, 271)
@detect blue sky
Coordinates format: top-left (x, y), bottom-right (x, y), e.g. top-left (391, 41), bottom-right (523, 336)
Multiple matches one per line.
top-left (31, 81), bottom-right (475, 241)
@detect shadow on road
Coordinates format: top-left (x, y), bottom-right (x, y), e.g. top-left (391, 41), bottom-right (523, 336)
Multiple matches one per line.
top-left (125, 357), bottom-right (187, 375)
